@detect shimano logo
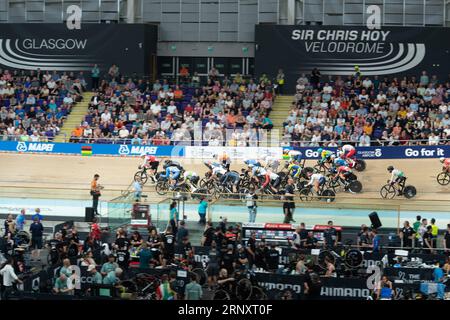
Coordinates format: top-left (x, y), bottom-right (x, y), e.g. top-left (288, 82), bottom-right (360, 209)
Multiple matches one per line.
top-left (258, 282), bottom-right (302, 294)
top-left (320, 287), bottom-right (370, 298)
top-left (22, 38), bottom-right (87, 50)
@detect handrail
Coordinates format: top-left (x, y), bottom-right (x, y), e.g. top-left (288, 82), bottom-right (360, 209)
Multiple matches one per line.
top-left (3, 133), bottom-right (450, 147)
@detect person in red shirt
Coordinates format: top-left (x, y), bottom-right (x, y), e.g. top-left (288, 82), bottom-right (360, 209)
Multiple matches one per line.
top-left (90, 217), bottom-right (101, 242)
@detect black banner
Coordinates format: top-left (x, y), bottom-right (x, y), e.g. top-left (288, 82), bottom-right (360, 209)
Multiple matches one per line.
top-left (383, 267), bottom-right (434, 282)
top-left (0, 23), bottom-right (157, 76)
top-left (255, 25), bottom-right (450, 93)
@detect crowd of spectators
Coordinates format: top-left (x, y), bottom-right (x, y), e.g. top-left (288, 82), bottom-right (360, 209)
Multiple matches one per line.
top-left (0, 69), bottom-right (84, 142)
top-left (281, 70), bottom-right (450, 147)
top-left (70, 68), bottom-right (276, 146)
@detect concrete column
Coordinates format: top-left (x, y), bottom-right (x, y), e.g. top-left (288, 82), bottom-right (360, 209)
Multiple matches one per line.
top-left (287, 0), bottom-right (296, 25)
top-left (126, 0), bottom-right (135, 24)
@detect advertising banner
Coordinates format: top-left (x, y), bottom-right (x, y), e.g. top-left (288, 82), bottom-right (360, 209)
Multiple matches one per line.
top-left (255, 25), bottom-right (450, 93)
top-left (0, 141), bottom-right (183, 157)
top-left (0, 23), bottom-right (157, 75)
top-left (184, 146), bottom-right (282, 160)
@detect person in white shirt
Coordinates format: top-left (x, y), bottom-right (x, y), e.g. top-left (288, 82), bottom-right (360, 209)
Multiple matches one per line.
top-left (119, 127), bottom-right (129, 139)
top-left (101, 110), bottom-right (111, 122)
top-left (306, 172), bottom-right (326, 195)
top-left (322, 83), bottom-right (333, 94)
top-left (205, 119), bottom-right (217, 131)
top-left (150, 102), bottom-right (162, 115)
top-left (362, 77), bottom-right (373, 89)
top-left (0, 257), bottom-right (22, 300)
top-left (359, 133), bottom-right (371, 147)
top-left (167, 102), bottom-right (177, 114)
top-left (30, 131), bottom-right (40, 142)
top-left (428, 132), bottom-right (440, 145)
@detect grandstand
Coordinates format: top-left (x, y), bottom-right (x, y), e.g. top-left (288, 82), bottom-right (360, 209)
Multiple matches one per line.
top-left (1, 0), bottom-right (450, 304)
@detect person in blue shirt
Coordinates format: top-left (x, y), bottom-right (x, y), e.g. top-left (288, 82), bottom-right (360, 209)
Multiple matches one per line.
top-left (169, 201), bottom-right (179, 236)
top-left (15, 209), bottom-right (26, 231)
top-left (137, 243), bottom-right (153, 269)
top-left (161, 165), bottom-right (181, 189)
top-left (31, 208), bottom-right (43, 222)
top-left (103, 268), bottom-right (123, 285)
top-left (371, 229), bottom-right (381, 253)
top-left (198, 197), bottom-right (208, 225)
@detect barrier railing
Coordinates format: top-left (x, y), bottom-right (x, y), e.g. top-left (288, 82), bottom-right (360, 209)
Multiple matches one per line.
top-left (3, 133), bottom-right (448, 148)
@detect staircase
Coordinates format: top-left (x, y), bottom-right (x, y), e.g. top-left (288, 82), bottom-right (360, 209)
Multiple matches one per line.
top-left (54, 92), bottom-right (94, 142)
top-left (270, 95), bottom-right (295, 141)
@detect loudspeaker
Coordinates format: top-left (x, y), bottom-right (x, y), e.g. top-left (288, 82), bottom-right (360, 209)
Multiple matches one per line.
top-left (369, 211), bottom-right (382, 229)
top-left (85, 207), bottom-right (95, 222)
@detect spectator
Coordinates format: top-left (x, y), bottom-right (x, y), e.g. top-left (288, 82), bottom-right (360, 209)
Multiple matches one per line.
top-left (184, 273), bottom-right (203, 300)
top-left (29, 217), bottom-right (44, 249)
top-left (31, 208), bottom-right (43, 222)
top-left (53, 274), bottom-right (73, 295)
top-left (90, 174), bottom-right (102, 216)
top-left (283, 178), bottom-right (296, 223)
top-left (323, 220), bottom-right (338, 250)
top-left (101, 254), bottom-right (119, 277)
top-left (169, 201), bottom-right (179, 236)
top-left (0, 257), bottom-right (23, 300)
top-left (137, 242), bottom-right (153, 269)
top-left (443, 224), bottom-right (450, 256)
top-left (430, 218), bottom-right (439, 248)
top-left (103, 267), bottom-right (123, 286)
top-left (91, 64), bottom-right (100, 90)
top-left (15, 209), bottom-right (26, 231)
top-left (88, 264), bottom-right (102, 284)
top-left (197, 197), bottom-right (208, 225)
top-left (245, 187), bottom-right (258, 223)
top-left (176, 220), bottom-right (189, 246)
top-left (400, 220), bottom-right (415, 249)
top-left (156, 274), bottom-right (175, 300)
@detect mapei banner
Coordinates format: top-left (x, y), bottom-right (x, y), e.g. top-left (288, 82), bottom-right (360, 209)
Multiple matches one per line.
top-left (0, 141), bottom-right (183, 157)
top-left (255, 25), bottom-right (450, 92)
top-left (0, 24), bottom-right (157, 75)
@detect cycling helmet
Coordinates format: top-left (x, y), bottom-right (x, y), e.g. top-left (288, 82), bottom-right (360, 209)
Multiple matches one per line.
top-left (439, 157), bottom-right (445, 163)
top-left (283, 149), bottom-right (290, 154)
top-left (387, 166), bottom-right (394, 172)
top-left (148, 156), bottom-right (156, 162)
top-left (317, 148), bottom-right (323, 154)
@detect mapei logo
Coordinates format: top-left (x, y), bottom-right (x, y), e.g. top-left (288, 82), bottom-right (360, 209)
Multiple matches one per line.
top-left (130, 146), bottom-right (158, 155)
top-left (16, 142), bottom-right (54, 152)
top-left (118, 144), bottom-right (130, 155)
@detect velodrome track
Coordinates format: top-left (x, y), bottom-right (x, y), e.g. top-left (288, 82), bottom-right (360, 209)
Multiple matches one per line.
top-left (1, 153), bottom-right (450, 228)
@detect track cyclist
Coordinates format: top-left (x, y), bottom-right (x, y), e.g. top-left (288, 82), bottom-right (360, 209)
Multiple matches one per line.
top-left (261, 169), bottom-right (281, 194)
top-left (334, 165), bottom-right (354, 190)
top-left (338, 144), bottom-right (357, 168)
top-left (317, 148), bottom-right (335, 170)
top-left (161, 160), bottom-right (182, 190)
top-left (439, 157), bottom-right (450, 173)
top-left (213, 152), bottom-right (232, 171)
top-left (139, 153), bottom-right (160, 183)
top-left (183, 171), bottom-right (200, 192)
top-left (264, 155), bottom-right (281, 173)
top-left (387, 166), bottom-right (407, 196)
top-left (305, 171), bottom-right (326, 196)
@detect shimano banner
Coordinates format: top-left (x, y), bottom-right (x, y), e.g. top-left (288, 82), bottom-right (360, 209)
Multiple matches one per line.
top-left (0, 24), bottom-right (157, 75)
top-left (0, 141), bottom-right (183, 157)
top-left (255, 25), bottom-right (450, 93)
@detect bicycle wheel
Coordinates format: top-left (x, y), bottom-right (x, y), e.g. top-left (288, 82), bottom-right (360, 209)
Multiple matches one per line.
top-left (296, 180), bottom-right (308, 191)
top-left (404, 185), bottom-right (417, 199)
top-left (235, 278), bottom-right (253, 300)
top-left (191, 268), bottom-right (208, 287)
top-left (134, 170), bottom-right (148, 184)
top-left (355, 159), bottom-right (366, 172)
top-left (436, 172), bottom-right (450, 185)
top-left (327, 179), bottom-right (341, 193)
top-left (299, 188), bottom-right (313, 201)
top-left (313, 164), bottom-right (326, 174)
top-left (213, 289), bottom-right (231, 300)
top-left (348, 180), bottom-right (363, 193)
top-left (321, 189), bottom-right (336, 202)
top-left (155, 181), bottom-right (169, 195)
top-left (318, 250), bottom-right (335, 270)
top-left (199, 178), bottom-right (209, 188)
top-left (344, 249), bottom-right (363, 269)
top-left (380, 184), bottom-right (396, 199)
